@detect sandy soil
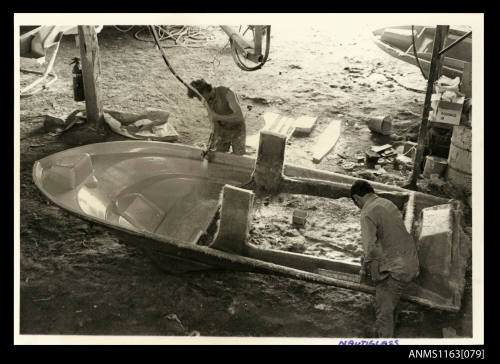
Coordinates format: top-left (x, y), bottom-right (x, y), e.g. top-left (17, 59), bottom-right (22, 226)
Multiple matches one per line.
top-left (19, 25), bottom-right (472, 338)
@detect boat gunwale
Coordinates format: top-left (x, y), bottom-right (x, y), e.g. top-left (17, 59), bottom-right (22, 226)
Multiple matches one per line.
top-left (34, 140), bottom-right (449, 202)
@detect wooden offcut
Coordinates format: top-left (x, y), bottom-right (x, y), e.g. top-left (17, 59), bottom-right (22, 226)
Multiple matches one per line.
top-left (371, 144), bottom-right (393, 153)
top-left (293, 115), bottom-right (318, 136)
top-left (312, 120), bottom-right (342, 164)
top-left (78, 26), bottom-right (104, 129)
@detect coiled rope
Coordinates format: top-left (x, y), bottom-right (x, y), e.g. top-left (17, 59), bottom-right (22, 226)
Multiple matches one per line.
top-left (112, 25), bottom-right (212, 48)
top-left (136, 25), bottom-right (212, 48)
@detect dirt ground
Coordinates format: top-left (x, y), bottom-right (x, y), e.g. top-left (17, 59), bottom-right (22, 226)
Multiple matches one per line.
top-left (19, 25), bottom-right (472, 338)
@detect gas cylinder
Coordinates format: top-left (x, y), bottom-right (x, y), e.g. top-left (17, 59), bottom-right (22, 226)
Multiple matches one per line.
top-left (70, 57), bottom-right (85, 101)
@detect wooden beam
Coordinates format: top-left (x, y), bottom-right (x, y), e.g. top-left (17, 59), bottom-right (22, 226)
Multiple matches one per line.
top-left (220, 25), bottom-right (263, 64)
top-left (438, 30), bottom-right (472, 56)
top-left (253, 26), bottom-right (264, 56)
top-left (220, 25), bottom-right (254, 56)
top-left (406, 25), bottom-right (449, 190)
top-left (78, 26), bottom-right (104, 129)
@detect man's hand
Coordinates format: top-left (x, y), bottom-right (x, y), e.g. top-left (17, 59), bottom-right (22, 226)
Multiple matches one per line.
top-left (359, 257), bottom-right (372, 284)
top-left (359, 266), bottom-right (370, 284)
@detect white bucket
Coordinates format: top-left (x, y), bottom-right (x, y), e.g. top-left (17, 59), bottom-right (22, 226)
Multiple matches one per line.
top-left (366, 116), bottom-right (393, 135)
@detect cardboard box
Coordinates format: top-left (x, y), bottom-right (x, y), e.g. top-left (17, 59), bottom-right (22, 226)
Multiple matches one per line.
top-left (430, 94), bottom-right (465, 126)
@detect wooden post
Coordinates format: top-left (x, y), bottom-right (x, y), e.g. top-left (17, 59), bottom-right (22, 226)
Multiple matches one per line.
top-left (210, 185), bottom-right (255, 254)
top-left (253, 26), bottom-right (264, 56)
top-left (405, 25), bottom-right (449, 190)
top-left (253, 131), bottom-right (286, 194)
top-left (462, 61), bottom-right (472, 98)
top-left (78, 26), bottom-right (104, 129)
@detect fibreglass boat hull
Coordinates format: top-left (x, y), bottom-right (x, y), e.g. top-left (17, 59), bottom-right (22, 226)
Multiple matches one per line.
top-left (32, 141), bottom-right (468, 312)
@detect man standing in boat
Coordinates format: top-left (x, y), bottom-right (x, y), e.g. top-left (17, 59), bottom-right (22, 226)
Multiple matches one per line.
top-left (188, 79), bottom-right (246, 155)
top-left (350, 180), bottom-right (419, 338)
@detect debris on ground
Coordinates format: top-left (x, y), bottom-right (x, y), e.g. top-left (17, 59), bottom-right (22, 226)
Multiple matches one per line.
top-left (103, 109), bottom-right (179, 141)
top-left (42, 114), bottom-right (66, 133)
top-left (381, 148), bottom-right (397, 157)
top-left (371, 144), bottom-right (392, 153)
top-left (364, 149), bottom-right (380, 169)
top-left (341, 161), bottom-right (356, 171)
top-left (393, 154), bottom-right (413, 170)
top-left (403, 141), bottom-right (417, 158)
top-left (292, 209), bottom-right (308, 226)
top-left (428, 173), bottom-right (447, 188)
top-left (164, 313), bottom-right (185, 330)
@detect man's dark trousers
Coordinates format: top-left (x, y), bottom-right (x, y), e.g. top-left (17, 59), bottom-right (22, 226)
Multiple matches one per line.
top-left (375, 275), bottom-right (408, 337)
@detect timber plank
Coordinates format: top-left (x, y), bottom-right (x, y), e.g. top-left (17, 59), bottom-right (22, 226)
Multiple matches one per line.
top-left (312, 119), bottom-right (342, 164)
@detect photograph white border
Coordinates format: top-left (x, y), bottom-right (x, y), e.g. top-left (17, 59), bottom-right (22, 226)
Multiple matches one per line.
top-left (14, 12), bottom-right (484, 346)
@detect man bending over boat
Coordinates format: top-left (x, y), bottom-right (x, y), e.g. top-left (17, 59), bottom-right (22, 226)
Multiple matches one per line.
top-left (188, 79), bottom-right (246, 155)
top-left (350, 180), bottom-right (419, 338)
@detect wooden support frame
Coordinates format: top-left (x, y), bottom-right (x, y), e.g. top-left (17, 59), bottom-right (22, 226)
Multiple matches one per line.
top-left (220, 25), bottom-right (254, 57)
top-left (78, 25), bottom-right (104, 129)
top-left (220, 25), bottom-right (263, 64)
